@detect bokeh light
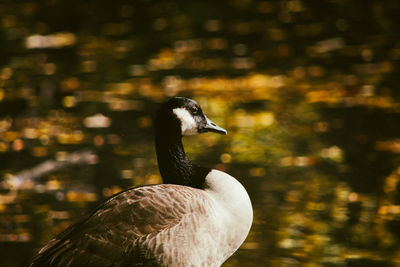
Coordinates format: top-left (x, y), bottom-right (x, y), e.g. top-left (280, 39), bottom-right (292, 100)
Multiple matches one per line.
top-left (1, 0), bottom-right (400, 266)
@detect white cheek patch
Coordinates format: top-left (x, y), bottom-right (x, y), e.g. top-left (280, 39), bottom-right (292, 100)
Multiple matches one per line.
top-left (173, 108), bottom-right (198, 136)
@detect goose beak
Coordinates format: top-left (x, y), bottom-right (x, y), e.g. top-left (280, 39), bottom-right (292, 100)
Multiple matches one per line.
top-left (200, 116), bottom-right (227, 135)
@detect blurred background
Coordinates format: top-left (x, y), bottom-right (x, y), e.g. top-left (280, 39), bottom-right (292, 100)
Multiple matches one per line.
top-left (1, 0), bottom-right (400, 266)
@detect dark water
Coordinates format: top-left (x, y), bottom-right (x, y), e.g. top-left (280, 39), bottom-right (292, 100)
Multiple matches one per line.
top-left (1, 0), bottom-right (400, 266)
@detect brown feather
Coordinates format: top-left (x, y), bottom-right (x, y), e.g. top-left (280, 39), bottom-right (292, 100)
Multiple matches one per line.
top-left (28, 184), bottom-right (214, 267)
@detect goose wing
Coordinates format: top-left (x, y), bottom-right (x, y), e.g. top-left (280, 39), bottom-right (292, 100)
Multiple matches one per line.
top-left (28, 184), bottom-right (208, 267)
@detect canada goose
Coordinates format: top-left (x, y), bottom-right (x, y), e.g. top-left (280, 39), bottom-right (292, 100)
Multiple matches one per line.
top-left (28, 97), bottom-right (253, 267)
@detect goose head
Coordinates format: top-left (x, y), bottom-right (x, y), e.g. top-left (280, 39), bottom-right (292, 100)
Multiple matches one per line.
top-left (154, 97), bottom-right (226, 188)
top-left (155, 97), bottom-right (227, 137)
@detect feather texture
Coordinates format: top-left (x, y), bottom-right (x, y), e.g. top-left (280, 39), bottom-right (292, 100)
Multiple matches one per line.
top-left (29, 183), bottom-right (240, 267)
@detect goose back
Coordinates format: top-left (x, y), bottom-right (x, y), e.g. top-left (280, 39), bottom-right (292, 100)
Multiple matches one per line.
top-left (29, 183), bottom-right (245, 267)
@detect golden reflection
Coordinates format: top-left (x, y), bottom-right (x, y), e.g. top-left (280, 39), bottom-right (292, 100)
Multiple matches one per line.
top-left (0, 0), bottom-right (400, 266)
top-left (220, 153), bottom-right (232, 164)
top-left (25, 33), bottom-right (77, 49)
top-left (83, 114), bottom-right (112, 128)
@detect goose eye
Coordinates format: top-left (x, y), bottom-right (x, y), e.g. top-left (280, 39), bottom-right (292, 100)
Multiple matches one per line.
top-left (191, 106), bottom-right (199, 115)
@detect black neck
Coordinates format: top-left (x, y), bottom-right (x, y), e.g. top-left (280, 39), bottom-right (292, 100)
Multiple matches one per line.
top-left (155, 126), bottom-right (210, 189)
